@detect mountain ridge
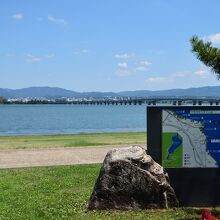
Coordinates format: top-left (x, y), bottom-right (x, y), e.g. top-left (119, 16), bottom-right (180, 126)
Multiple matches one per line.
top-left (1, 86), bottom-right (220, 98)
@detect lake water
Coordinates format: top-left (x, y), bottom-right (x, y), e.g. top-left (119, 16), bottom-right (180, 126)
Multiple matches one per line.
top-left (0, 104), bottom-right (147, 136)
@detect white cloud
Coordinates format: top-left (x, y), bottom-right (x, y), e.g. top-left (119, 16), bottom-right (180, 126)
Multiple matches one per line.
top-left (114, 59), bottom-right (151, 77)
top-left (25, 53), bottom-right (55, 63)
top-left (140, 60), bottom-right (152, 66)
top-left (145, 69), bottom-right (211, 89)
top-left (26, 57), bottom-right (41, 63)
top-left (48, 16), bottom-right (67, 25)
top-left (193, 70), bottom-right (208, 78)
top-left (172, 71), bottom-right (189, 78)
top-left (74, 49), bottom-right (90, 55)
top-left (25, 54), bottom-right (42, 63)
top-left (145, 77), bottom-right (166, 83)
top-left (114, 54), bottom-right (151, 77)
top-left (114, 65), bottom-right (149, 77)
top-left (118, 62), bottom-right (128, 68)
top-left (115, 53), bottom-right (131, 59)
top-left (114, 69), bottom-right (130, 77)
top-left (206, 33), bottom-right (220, 44)
top-left (12, 13), bottom-right (23, 20)
top-left (172, 70), bottom-right (208, 79)
top-left (135, 66), bottom-right (149, 72)
top-left (82, 49), bottom-right (89, 53)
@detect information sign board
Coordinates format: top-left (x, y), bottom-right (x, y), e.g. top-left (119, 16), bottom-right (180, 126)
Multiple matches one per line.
top-left (147, 106), bottom-right (220, 206)
top-left (162, 109), bottom-right (220, 168)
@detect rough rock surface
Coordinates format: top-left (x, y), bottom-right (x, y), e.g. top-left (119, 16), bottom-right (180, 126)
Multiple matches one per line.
top-left (88, 145), bottom-right (179, 210)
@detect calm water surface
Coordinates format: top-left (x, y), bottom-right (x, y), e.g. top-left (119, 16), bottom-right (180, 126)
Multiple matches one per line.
top-left (0, 104), bottom-right (147, 136)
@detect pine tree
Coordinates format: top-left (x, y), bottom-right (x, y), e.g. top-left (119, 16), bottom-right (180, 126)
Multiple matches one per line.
top-left (190, 35), bottom-right (220, 79)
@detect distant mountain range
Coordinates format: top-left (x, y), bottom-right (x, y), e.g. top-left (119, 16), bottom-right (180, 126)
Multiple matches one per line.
top-left (1, 86), bottom-right (220, 99)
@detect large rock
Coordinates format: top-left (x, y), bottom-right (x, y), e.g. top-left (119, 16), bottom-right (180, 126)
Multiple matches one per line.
top-left (88, 145), bottom-right (178, 210)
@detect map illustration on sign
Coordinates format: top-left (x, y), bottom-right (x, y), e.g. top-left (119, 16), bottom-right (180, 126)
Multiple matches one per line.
top-left (162, 109), bottom-right (220, 168)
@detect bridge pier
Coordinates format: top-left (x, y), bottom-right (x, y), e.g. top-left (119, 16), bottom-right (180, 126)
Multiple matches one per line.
top-left (68, 98), bottom-right (220, 106)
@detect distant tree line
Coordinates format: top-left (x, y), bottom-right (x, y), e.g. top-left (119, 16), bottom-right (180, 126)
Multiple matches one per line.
top-left (10, 100), bottom-right (51, 104)
top-left (0, 98), bottom-right (51, 104)
top-left (0, 97), bottom-right (7, 104)
top-left (1, 99), bottom-right (75, 104)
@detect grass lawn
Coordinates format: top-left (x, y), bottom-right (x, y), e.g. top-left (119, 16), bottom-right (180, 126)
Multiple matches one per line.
top-left (0, 132), bottom-right (146, 149)
top-left (0, 164), bottom-right (215, 220)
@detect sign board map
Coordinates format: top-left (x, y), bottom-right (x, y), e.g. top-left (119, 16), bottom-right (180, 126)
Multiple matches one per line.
top-left (162, 109), bottom-right (220, 168)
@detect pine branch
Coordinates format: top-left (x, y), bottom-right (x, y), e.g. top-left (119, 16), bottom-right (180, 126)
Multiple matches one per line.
top-left (190, 35), bottom-right (220, 79)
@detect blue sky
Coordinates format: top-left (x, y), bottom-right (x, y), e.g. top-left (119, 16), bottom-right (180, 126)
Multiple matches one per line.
top-left (1, 0), bottom-right (220, 92)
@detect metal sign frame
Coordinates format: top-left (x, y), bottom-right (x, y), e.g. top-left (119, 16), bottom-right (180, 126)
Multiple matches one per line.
top-left (147, 106), bottom-right (220, 206)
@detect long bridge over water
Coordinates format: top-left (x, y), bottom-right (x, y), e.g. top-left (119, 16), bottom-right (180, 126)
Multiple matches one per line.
top-left (67, 97), bottom-right (220, 106)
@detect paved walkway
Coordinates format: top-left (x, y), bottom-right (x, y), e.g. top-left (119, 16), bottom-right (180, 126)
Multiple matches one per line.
top-left (0, 145), bottom-right (146, 169)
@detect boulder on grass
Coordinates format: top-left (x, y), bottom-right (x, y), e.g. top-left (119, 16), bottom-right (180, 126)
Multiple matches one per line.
top-left (88, 145), bottom-right (178, 210)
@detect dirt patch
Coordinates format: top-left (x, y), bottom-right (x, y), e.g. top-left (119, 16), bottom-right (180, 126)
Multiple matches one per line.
top-left (0, 145), bottom-right (146, 169)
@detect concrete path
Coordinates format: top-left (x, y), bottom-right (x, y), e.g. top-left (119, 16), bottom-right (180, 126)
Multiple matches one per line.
top-left (0, 145), bottom-right (146, 169)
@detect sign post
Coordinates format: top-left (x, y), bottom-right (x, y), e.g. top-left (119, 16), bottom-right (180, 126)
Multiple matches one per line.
top-left (147, 106), bottom-right (220, 206)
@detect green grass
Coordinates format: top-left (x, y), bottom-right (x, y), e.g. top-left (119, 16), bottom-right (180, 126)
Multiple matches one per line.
top-left (0, 132), bottom-right (146, 149)
top-left (162, 132), bottom-right (183, 168)
top-left (0, 164), bottom-right (211, 220)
